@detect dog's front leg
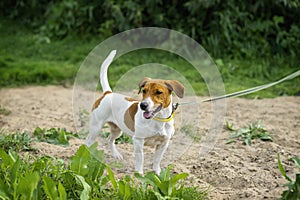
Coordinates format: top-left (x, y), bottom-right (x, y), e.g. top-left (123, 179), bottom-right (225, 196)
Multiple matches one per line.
top-left (153, 137), bottom-right (170, 175)
top-left (133, 136), bottom-right (145, 174)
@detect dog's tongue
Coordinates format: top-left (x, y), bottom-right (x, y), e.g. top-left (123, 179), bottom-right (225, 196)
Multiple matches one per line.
top-left (143, 111), bottom-right (153, 119)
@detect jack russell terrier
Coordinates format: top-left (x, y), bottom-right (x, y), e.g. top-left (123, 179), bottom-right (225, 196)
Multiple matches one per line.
top-left (86, 50), bottom-right (185, 175)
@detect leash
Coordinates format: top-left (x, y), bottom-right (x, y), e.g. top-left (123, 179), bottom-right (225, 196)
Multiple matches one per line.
top-left (176, 69), bottom-right (300, 106)
top-left (153, 69), bottom-right (300, 122)
top-left (201, 69), bottom-right (300, 102)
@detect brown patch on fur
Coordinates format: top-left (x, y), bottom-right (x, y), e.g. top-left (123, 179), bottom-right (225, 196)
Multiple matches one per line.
top-left (141, 81), bottom-right (172, 109)
top-left (164, 80), bottom-right (185, 98)
top-left (124, 102), bottom-right (138, 132)
top-left (92, 91), bottom-right (112, 111)
top-left (138, 78), bottom-right (185, 109)
top-left (108, 122), bottom-right (121, 133)
top-left (125, 97), bottom-right (137, 102)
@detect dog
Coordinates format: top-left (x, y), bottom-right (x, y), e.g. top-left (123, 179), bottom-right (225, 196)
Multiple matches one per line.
top-left (86, 50), bottom-right (185, 174)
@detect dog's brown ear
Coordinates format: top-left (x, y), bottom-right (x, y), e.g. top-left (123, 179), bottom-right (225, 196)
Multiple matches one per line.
top-left (165, 80), bottom-right (185, 98)
top-left (138, 77), bottom-right (151, 93)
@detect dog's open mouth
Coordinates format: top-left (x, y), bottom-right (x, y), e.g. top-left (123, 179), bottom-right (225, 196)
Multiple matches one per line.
top-left (143, 104), bottom-right (162, 119)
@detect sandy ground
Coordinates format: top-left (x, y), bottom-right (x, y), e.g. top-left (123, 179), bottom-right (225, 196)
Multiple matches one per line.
top-left (0, 85), bottom-right (299, 199)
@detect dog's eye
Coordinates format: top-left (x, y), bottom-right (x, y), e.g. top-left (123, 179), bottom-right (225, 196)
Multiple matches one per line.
top-left (155, 90), bottom-right (163, 95)
top-left (142, 89), bottom-right (147, 94)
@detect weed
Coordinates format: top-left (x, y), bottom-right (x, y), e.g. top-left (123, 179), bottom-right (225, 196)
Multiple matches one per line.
top-left (33, 127), bottom-right (80, 146)
top-left (0, 131), bottom-right (35, 152)
top-left (0, 106), bottom-right (11, 116)
top-left (277, 153), bottom-right (300, 200)
top-left (225, 120), bottom-right (235, 131)
top-left (226, 121), bottom-right (272, 145)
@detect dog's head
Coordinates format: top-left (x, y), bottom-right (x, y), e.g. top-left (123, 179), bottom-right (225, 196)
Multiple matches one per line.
top-left (138, 77), bottom-right (185, 119)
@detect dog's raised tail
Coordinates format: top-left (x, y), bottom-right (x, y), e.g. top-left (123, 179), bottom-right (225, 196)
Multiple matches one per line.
top-left (100, 50), bottom-right (116, 92)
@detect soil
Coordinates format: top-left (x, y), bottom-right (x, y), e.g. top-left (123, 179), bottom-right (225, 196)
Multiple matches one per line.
top-left (0, 85), bottom-right (299, 199)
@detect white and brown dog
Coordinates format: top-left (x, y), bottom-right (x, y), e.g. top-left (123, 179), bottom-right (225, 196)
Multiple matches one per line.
top-left (86, 50), bottom-right (185, 174)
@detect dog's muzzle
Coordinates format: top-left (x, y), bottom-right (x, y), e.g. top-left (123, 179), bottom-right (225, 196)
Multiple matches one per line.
top-left (140, 102), bottom-right (162, 119)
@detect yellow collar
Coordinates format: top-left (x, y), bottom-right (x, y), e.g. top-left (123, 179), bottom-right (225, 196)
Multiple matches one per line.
top-left (153, 112), bottom-right (175, 122)
top-left (153, 103), bottom-right (178, 122)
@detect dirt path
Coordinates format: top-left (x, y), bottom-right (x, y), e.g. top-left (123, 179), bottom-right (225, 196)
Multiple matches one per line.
top-left (0, 86), bottom-right (299, 199)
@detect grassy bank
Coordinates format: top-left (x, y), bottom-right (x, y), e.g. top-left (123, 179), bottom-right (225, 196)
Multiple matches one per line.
top-left (0, 20), bottom-right (299, 98)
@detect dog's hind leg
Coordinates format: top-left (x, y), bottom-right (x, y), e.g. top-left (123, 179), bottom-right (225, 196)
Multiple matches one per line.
top-left (108, 122), bottom-right (123, 160)
top-left (86, 113), bottom-right (105, 147)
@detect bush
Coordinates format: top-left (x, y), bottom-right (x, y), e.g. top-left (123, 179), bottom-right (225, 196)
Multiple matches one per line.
top-left (1, 0), bottom-right (299, 63)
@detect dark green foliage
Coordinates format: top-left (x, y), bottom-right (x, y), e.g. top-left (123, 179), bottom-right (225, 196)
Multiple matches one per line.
top-left (0, 131), bottom-right (35, 152)
top-left (33, 127), bottom-right (80, 146)
top-left (1, 0), bottom-right (299, 63)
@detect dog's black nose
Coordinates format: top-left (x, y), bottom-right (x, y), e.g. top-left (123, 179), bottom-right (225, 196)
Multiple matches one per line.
top-left (140, 102), bottom-right (148, 110)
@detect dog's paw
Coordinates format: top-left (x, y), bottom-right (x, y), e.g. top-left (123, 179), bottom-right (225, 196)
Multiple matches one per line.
top-left (112, 150), bottom-right (123, 160)
top-left (153, 166), bottom-right (161, 175)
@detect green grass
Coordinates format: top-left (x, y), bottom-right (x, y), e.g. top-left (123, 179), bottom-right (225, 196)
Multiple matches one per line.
top-left (1, 19), bottom-right (299, 98)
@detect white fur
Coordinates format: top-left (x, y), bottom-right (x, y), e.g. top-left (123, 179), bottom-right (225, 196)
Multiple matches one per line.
top-left (86, 50), bottom-right (175, 175)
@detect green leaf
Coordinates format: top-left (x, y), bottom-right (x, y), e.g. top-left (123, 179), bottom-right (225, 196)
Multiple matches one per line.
top-left (277, 153), bottom-right (292, 182)
top-left (8, 149), bottom-right (19, 163)
top-left (259, 134), bottom-right (273, 141)
top-left (118, 180), bottom-right (125, 197)
top-left (225, 120), bottom-right (235, 131)
top-left (135, 172), bottom-right (156, 188)
top-left (11, 158), bottom-right (21, 194)
top-left (70, 145), bottom-right (91, 176)
top-left (58, 182), bottom-right (67, 200)
top-left (33, 127), bottom-right (43, 137)
top-left (43, 176), bottom-right (59, 200)
top-left (106, 165), bottom-right (117, 189)
top-left (17, 171), bottom-right (40, 199)
top-left (171, 173), bottom-right (189, 185)
top-left (294, 174), bottom-right (300, 195)
top-left (57, 130), bottom-right (69, 145)
top-left (152, 175), bottom-right (162, 188)
top-left (291, 157), bottom-right (300, 169)
top-left (73, 174), bottom-right (91, 200)
top-left (87, 142), bottom-right (104, 162)
top-left (225, 139), bottom-right (236, 144)
top-left (158, 180), bottom-right (170, 196)
top-left (160, 165), bottom-right (172, 181)
top-left (237, 127), bottom-right (250, 135)
top-left (0, 149), bottom-right (13, 166)
top-left (0, 179), bottom-right (11, 200)
top-left (244, 137), bottom-right (251, 146)
top-left (124, 181), bottom-right (131, 199)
